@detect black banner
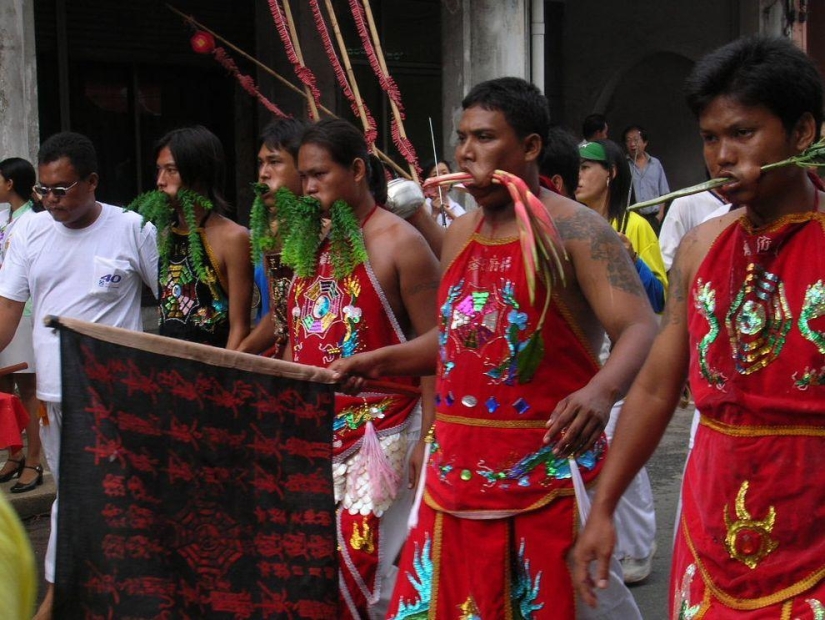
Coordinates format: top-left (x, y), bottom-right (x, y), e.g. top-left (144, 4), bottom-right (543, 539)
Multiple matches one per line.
top-left (55, 326), bottom-right (337, 619)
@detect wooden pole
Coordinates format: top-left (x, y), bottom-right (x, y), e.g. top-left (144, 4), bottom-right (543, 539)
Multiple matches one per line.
top-left (165, 4), bottom-right (410, 179)
top-left (321, 0), bottom-right (372, 144)
top-left (282, 0), bottom-right (320, 120)
top-left (360, 0), bottom-right (418, 182)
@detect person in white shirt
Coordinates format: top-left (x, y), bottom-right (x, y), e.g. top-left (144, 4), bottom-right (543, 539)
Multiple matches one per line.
top-left (0, 132), bottom-right (158, 620)
top-left (658, 189), bottom-right (726, 271)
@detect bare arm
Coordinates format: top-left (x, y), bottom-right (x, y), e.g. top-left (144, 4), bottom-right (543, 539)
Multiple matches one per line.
top-left (221, 226), bottom-right (253, 351)
top-left (544, 207), bottom-right (658, 457)
top-left (405, 204), bottom-right (445, 259)
top-left (0, 297), bottom-right (26, 352)
top-left (237, 316), bottom-right (277, 355)
top-left (571, 231), bottom-right (697, 607)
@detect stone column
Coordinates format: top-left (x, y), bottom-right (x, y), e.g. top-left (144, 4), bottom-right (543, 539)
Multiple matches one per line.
top-left (0, 0), bottom-right (39, 166)
top-left (441, 0), bottom-right (529, 156)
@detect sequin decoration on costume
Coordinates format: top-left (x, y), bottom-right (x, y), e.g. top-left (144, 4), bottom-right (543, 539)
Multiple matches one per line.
top-left (512, 539), bottom-right (543, 618)
top-left (392, 535), bottom-right (433, 619)
top-left (334, 398), bottom-right (395, 436)
top-left (487, 281), bottom-right (534, 385)
top-left (694, 279), bottom-right (726, 389)
top-left (673, 564), bottom-right (701, 620)
top-left (807, 598), bottom-right (825, 620)
top-left (457, 597), bottom-right (481, 619)
top-left (725, 263), bottom-right (791, 375)
top-left (799, 280), bottom-right (825, 353)
top-left (439, 282), bottom-right (465, 379)
top-left (298, 277), bottom-right (343, 338)
top-left (723, 480), bottom-right (778, 569)
top-left (161, 257), bottom-right (227, 332)
top-left (474, 438), bottom-right (605, 490)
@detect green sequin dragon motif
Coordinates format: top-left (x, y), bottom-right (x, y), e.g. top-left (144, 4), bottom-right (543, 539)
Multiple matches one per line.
top-left (694, 279), bottom-right (726, 388)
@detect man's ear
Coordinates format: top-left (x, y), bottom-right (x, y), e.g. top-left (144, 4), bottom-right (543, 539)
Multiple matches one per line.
top-left (87, 172), bottom-right (100, 191)
top-left (352, 158), bottom-right (367, 183)
top-left (523, 133), bottom-right (542, 163)
top-left (550, 174), bottom-right (566, 196)
top-left (792, 111), bottom-right (817, 153)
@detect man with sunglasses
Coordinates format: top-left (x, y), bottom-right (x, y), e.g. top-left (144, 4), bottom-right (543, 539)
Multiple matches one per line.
top-left (0, 131), bottom-right (158, 620)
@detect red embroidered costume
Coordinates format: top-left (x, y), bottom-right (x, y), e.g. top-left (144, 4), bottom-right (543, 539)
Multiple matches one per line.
top-left (675, 212), bottom-right (825, 618)
top-left (289, 237), bottom-right (419, 619)
top-left (388, 230), bottom-right (606, 619)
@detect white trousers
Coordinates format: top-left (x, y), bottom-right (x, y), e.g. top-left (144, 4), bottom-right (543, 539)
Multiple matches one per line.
top-left (39, 401), bottom-right (62, 584)
top-left (605, 399), bottom-right (657, 561)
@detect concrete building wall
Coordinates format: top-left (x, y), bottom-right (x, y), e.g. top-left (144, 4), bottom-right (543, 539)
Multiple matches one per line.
top-left (0, 0), bottom-right (39, 168)
top-left (441, 0), bottom-right (529, 157)
top-left (559, 0), bottom-right (741, 191)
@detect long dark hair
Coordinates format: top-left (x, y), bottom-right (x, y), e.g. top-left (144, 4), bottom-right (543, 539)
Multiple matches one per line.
top-left (0, 157), bottom-right (35, 203)
top-left (594, 139), bottom-right (635, 231)
top-left (154, 125), bottom-right (230, 214)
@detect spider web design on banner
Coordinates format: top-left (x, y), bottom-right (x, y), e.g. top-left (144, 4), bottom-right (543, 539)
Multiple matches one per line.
top-left (54, 322), bottom-right (338, 619)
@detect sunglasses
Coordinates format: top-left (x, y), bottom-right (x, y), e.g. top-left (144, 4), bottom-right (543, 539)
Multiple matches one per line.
top-left (33, 179), bottom-right (80, 197)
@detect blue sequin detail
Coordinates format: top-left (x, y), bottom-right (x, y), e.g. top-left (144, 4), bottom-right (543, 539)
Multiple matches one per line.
top-left (486, 396), bottom-right (500, 414)
top-left (434, 394), bottom-right (441, 406)
top-left (391, 535), bottom-right (433, 619)
top-left (512, 539), bottom-right (544, 618)
top-left (512, 397), bottom-right (530, 415)
top-left (446, 392), bottom-right (455, 406)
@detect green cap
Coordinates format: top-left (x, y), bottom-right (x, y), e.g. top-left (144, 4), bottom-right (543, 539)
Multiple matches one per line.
top-left (579, 141), bottom-right (607, 162)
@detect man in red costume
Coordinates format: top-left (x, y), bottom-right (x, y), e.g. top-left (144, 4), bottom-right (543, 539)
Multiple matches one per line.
top-left (573, 36), bottom-right (825, 618)
top-left (332, 77), bottom-right (657, 618)
top-left (285, 118), bottom-right (439, 619)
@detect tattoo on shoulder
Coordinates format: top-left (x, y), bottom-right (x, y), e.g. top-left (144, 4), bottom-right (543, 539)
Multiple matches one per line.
top-left (558, 208), bottom-right (649, 297)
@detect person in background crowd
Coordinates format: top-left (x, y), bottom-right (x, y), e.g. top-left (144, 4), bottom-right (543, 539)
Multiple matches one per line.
top-left (422, 160), bottom-right (466, 227)
top-left (581, 113), bottom-right (609, 144)
top-left (623, 124), bottom-right (670, 234)
top-left (0, 157), bottom-right (42, 494)
top-left (577, 139), bottom-right (667, 313)
top-left (0, 132), bottom-right (158, 620)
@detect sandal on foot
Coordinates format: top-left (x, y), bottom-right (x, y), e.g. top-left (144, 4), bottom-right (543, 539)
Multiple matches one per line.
top-left (10, 464), bottom-right (43, 493)
top-left (0, 456), bottom-right (25, 483)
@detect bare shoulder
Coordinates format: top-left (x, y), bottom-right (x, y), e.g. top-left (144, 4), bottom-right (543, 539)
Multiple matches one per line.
top-left (367, 209), bottom-right (436, 261)
top-left (208, 213), bottom-right (250, 244)
top-left (677, 207), bottom-right (741, 275)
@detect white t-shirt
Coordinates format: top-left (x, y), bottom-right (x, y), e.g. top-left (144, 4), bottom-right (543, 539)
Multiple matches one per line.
top-left (0, 203), bottom-right (158, 401)
top-left (659, 191), bottom-right (727, 270)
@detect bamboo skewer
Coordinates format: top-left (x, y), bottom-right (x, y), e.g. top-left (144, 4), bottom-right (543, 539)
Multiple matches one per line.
top-left (166, 3), bottom-right (411, 179)
top-left (282, 0), bottom-right (320, 121)
top-left (322, 0), bottom-right (372, 145)
top-left (360, 0), bottom-right (418, 182)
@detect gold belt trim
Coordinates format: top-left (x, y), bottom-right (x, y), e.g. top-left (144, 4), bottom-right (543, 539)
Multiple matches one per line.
top-left (435, 412), bottom-right (547, 429)
top-left (700, 414), bottom-right (825, 438)
top-left (681, 514), bottom-right (825, 610)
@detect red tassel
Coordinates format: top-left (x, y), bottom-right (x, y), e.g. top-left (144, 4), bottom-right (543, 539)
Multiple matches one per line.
top-left (212, 48), bottom-right (290, 118)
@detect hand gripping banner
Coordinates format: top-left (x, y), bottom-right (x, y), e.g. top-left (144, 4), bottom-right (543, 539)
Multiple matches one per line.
top-left (51, 317), bottom-right (338, 619)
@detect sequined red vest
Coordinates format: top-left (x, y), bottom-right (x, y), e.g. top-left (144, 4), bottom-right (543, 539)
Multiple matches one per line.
top-left (288, 240), bottom-right (419, 459)
top-left (681, 212), bottom-right (825, 609)
top-left (424, 232), bottom-right (605, 517)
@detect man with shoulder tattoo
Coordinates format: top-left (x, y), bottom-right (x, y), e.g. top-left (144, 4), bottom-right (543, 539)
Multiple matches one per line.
top-left (331, 77), bottom-right (657, 619)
